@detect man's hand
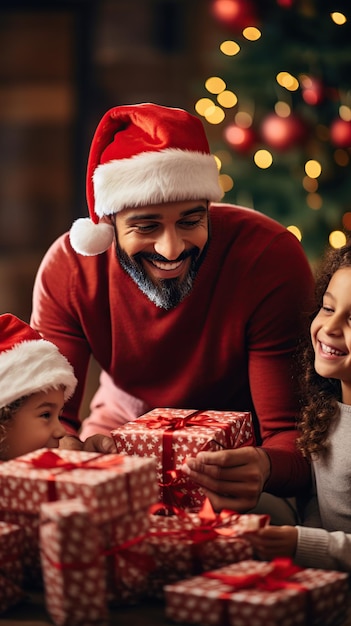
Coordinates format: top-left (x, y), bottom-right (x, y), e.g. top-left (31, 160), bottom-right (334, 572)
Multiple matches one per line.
top-left (59, 434), bottom-right (116, 454)
top-left (246, 525), bottom-right (298, 560)
top-left (182, 446), bottom-right (271, 512)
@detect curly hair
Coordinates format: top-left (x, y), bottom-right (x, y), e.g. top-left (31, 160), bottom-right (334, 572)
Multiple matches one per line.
top-left (297, 241), bottom-right (351, 459)
top-left (0, 396), bottom-right (27, 457)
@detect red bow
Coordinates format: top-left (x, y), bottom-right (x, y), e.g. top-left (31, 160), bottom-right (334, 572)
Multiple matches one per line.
top-left (204, 557), bottom-right (304, 592)
top-left (22, 449), bottom-right (124, 471)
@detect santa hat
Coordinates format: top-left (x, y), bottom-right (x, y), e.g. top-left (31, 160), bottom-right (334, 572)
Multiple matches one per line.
top-left (70, 102), bottom-right (223, 256)
top-left (0, 314), bottom-right (77, 409)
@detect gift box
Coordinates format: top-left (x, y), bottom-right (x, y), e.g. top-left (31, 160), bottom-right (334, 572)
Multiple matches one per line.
top-left (0, 511), bottom-right (42, 589)
top-left (112, 408), bottom-right (253, 508)
top-left (40, 498), bottom-right (108, 626)
top-left (102, 509), bottom-right (154, 605)
top-left (145, 500), bottom-right (268, 598)
top-left (0, 521), bottom-right (25, 614)
top-left (0, 448), bottom-right (158, 587)
top-left (164, 558), bottom-right (349, 626)
top-left (0, 448), bottom-right (158, 522)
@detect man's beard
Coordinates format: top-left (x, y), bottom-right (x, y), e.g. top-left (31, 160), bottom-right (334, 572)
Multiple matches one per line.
top-left (116, 242), bottom-right (207, 310)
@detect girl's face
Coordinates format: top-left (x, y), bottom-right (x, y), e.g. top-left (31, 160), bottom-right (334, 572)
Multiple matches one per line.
top-left (1, 388), bottom-right (67, 461)
top-left (311, 266), bottom-right (351, 403)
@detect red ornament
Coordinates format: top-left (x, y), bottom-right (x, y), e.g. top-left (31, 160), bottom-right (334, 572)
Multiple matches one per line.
top-left (260, 113), bottom-right (307, 151)
top-left (301, 76), bottom-right (325, 106)
top-left (276, 0), bottom-right (294, 6)
top-left (224, 123), bottom-right (256, 152)
top-left (330, 118), bottom-right (351, 148)
top-left (211, 0), bottom-right (258, 31)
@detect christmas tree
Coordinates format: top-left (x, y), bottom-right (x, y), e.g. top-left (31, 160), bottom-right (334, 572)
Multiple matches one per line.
top-left (196, 0), bottom-right (351, 262)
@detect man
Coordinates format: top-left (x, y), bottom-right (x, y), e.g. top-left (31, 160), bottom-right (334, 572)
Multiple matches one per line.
top-left (31, 103), bottom-right (314, 517)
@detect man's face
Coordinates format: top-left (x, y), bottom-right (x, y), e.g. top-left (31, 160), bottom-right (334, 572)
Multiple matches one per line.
top-left (114, 200), bottom-right (209, 309)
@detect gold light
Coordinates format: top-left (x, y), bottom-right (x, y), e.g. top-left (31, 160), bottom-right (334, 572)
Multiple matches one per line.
top-left (329, 231), bottom-right (347, 248)
top-left (287, 225), bottom-right (302, 241)
top-left (205, 77), bottom-right (226, 95)
top-left (220, 40), bottom-right (240, 56)
top-left (253, 149), bottom-right (273, 169)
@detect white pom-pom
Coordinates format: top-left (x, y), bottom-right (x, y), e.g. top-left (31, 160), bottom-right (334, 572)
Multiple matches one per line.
top-left (69, 218), bottom-right (114, 256)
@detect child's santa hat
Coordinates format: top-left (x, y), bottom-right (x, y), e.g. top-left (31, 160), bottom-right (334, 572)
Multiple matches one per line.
top-left (0, 314), bottom-right (77, 409)
top-left (70, 102), bottom-right (223, 256)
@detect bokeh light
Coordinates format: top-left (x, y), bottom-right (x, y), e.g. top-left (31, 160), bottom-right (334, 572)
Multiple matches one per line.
top-left (253, 149), bottom-right (273, 168)
top-left (329, 230), bottom-right (347, 248)
top-left (287, 225), bottom-right (302, 241)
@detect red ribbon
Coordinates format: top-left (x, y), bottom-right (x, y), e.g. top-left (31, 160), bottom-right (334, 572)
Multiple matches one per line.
top-left (137, 410), bottom-right (235, 503)
top-left (203, 558), bottom-right (307, 626)
top-left (148, 498), bottom-right (255, 575)
top-left (204, 557), bottom-right (304, 592)
top-left (18, 449), bottom-right (124, 502)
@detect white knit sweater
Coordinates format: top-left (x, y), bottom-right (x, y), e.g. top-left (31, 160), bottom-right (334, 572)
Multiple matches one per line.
top-left (295, 402), bottom-right (351, 571)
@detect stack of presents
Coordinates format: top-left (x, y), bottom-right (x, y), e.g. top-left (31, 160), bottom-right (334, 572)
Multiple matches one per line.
top-left (0, 408), bottom-right (349, 625)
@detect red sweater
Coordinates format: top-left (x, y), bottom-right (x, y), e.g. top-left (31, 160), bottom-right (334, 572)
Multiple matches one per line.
top-left (31, 204), bottom-right (315, 496)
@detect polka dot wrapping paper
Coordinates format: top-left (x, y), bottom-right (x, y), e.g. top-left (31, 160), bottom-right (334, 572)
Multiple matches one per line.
top-left (0, 521), bottom-right (25, 614)
top-left (144, 507), bottom-right (270, 599)
top-left (164, 559), bottom-right (349, 626)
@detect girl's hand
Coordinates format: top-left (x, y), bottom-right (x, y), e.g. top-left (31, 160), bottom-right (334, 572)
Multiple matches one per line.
top-left (246, 525), bottom-right (298, 560)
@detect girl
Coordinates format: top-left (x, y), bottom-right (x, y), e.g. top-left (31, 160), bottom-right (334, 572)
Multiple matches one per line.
top-left (0, 313), bottom-right (77, 460)
top-left (248, 241), bottom-right (351, 571)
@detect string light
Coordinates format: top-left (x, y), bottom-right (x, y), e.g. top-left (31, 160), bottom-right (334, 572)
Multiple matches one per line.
top-left (242, 27), bottom-right (261, 41)
top-left (219, 173), bottom-right (234, 192)
top-left (253, 149), bottom-right (273, 169)
top-left (287, 225), bottom-right (302, 241)
top-left (205, 105), bottom-right (225, 124)
top-left (205, 77), bottom-right (226, 94)
top-left (329, 231), bottom-right (347, 248)
top-left (276, 72), bottom-right (299, 91)
top-left (306, 193), bottom-right (322, 210)
top-left (330, 12), bottom-right (347, 26)
top-left (220, 40), bottom-right (240, 56)
top-left (195, 98), bottom-right (215, 116)
top-left (302, 176), bottom-right (318, 193)
top-left (217, 90), bottom-right (238, 108)
top-left (304, 160), bottom-right (322, 178)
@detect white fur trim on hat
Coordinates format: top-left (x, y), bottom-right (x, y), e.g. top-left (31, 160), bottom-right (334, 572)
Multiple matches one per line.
top-left (93, 148), bottom-right (223, 217)
top-left (69, 219), bottom-right (114, 257)
top-left (0, 339), bottom-right (77, 409)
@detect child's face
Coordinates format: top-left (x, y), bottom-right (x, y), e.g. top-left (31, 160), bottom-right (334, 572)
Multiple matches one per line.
top-left (1, 388), bottom-right (67, 460)
top-left (311, 266), bottom-right (351, 402)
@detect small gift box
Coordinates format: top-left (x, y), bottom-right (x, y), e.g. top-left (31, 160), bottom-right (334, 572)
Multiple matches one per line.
top-left (145, 499), bottom-right (268, 598)
top-left (0, 521), bottom-right (25, 614)
top-left (102, 509), bottom-right (154, 605)
top-left (40, 498), bottom-right (108, 626)
top-left (165, 558), bottom-right (349, 626)
top-left (111, 408), bottom-right (253, 508)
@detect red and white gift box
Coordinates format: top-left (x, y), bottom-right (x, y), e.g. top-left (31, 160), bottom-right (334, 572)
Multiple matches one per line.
top-left (40, 498), bottom-right (108, 626)
top-left (145, 501), bottom-right (268, 598)
top-left (0, 521), bottom-right (25, 614)
top-left (0, 448), bottom-right (158, 587)
top-left (102, 509), bottom-right (154, 605)
top-left (111, 408), bottom-right (253, 508)
top-left (165, 558), bottom-right (349, 626)
top-left (0, 448), bottom-right (158, 522)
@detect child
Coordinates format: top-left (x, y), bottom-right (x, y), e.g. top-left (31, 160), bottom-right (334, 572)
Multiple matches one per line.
top-left (248, 241), bottom-right (351, 572)
top-left (0, 313), bottom-right (77, 460)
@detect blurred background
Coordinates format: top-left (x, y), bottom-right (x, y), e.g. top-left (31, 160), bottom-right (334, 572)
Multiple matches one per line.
top-left (1, 0), bottom-right (351, 326)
